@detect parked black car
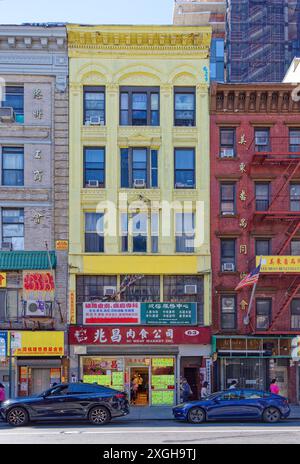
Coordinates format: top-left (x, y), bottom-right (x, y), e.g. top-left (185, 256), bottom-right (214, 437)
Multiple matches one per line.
top-left (0, 383), bottom-right (130, 427)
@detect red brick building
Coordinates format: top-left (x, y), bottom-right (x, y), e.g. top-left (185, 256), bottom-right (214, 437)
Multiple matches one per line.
top-left (210, 83), bottom-right (300, 403)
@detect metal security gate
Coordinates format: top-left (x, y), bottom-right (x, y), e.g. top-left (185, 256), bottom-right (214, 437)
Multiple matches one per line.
top-left (221, 358), bottom-right (267, 391)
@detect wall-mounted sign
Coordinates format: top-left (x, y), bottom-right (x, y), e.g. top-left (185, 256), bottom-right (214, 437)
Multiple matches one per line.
top-left (69, 291), bottom-right (76, 325)
top-left (0, 331), bottom-right (7, 358)
top-left (23, 272), bottom-right (55, 296)
top-left (70, 326), bottom-right (211, 346)
top-left (83, 302), bottom-right (197, 326)
top-left (257, 256), bottom-right (300, 273)
top-left (0, 273), bottom-right (6, 288)
top-left (291, 337), bottom-right (300, 359)
top-left (56, 240), bottom-right (69, 251)
top-left (12, 331), bottom-right (64, 357)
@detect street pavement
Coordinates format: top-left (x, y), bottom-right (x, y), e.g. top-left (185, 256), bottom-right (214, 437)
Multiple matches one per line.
top-left (1, 417), bottom-right (300, 444)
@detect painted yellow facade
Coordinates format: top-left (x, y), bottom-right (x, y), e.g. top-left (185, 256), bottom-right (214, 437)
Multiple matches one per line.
top-left (67, 25), bottom-right (212, 326)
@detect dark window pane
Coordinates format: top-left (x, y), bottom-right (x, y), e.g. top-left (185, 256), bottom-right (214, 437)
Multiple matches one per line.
top-left (221, 296), bottom-right (236, 330)
top-left (151, 150), bottom-right (158, 188)
top-left (121, 149), bottom-right (129, 188)
top-left (256, 184), bottom-right (270, 211)
top-left (256, 239), bottom-right (271, 256)
top-left (121, 275), bottom-right (160, 302)
top-left (175, 149), bottom-right (195, 189)
top-left (256, 299), bottom-right (271, 330)
top-left (174, 89), bottom-right (195, 126)
top-left (290, 184), bottom-right (300, 211)
top-left (291, 240), bottom-right (300, 255)
top-left (84, 148), bottom-right (105, 187)
top-left (84, 87), bottom-right (105, 125)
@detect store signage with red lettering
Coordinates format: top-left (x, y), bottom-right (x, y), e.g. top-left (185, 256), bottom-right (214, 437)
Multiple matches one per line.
top-left (69, 326), bottom-right (211, 346)
top-left (83, 302), bottom-right (140, 325)
top-left (23, 272), bottom-right (55, 292)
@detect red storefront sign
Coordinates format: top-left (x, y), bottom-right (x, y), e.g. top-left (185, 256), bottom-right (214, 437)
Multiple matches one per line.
top-left (69, 326), bottom-right (211, 346)
top-left (23, 272), bottom-right (55, 292)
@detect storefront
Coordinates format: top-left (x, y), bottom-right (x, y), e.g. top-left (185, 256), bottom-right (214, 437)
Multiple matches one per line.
top-left (69, 325), bottom-right (212, 406)
top-left (213, 336), bottom-right (296, 401)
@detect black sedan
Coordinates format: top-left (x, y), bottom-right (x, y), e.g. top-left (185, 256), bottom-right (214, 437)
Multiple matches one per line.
top-left (0, 383), bottom-right (129, 427)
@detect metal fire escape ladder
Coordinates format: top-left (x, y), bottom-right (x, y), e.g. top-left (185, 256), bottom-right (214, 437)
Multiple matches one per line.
top-left (277, 221), bottom-right (300, 256)
top-left (268, 277), bottom-right (300, 332)
top-left (267, 161), bottom-right (300, 214)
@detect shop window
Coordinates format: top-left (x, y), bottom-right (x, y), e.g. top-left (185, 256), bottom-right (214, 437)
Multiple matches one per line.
top-left (255, 183), bottom-right (270, 211)
top-left (221, 295), bottom-right (237, 330)
top-left (76, 275), bottom-right (117, 324)
top-left (163, 275), bottom-right (204, 325)
top-left (175, 212), bottom-right (195, 253)
top-left (174, 87), bottom-right (195, 127)
top-left (220, 128), bottom-right (236, 158)
top-left (2, 86), bottom-right (24, 124)
top-left (255, 239), bottom-right (271, 256)
top-left (220, 183), bottom-right (236, 215)
top-left (120, 275), bottom-right (160, 303)
top-left (291, 299), bottom-right (300, 330)
top-left (255, 128), bottom-right (270, 152)
top-left (120, 148), bottom-right (158, 189)
top-left (120, 87), bottom-right (159, 126)
top-left (256, 299), bottom-right (272, 330)
top-left (174, 148), bottom-right (195, 189)
top-left (221, 239), bottom-right (236, 272)
top-left (83, 147), bottom-right (105, 188)
top-left (2, 147), bottom-right (24, 186)
top-left (290, 184), bottom-right (300, 212)
top-left (2, 208), bottom-right (24, 250)
top-left (83, 86), bottom-right (105, 126)
top-left (84, 213), bottom-right (104, 253)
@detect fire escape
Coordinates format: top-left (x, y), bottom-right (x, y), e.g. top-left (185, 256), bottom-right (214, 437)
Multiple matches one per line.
top-left (247, 135), bottom-right (300, 334)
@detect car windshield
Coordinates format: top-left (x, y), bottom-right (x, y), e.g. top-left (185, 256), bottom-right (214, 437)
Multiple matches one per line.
top-left (204, 392), bottom-right (221, 401)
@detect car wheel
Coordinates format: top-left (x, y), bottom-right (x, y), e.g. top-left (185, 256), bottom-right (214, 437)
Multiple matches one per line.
top-left (187, 407), bottom-right (206, 424)
top-left (88, 406), bottom-right (111, 426)
top-left (263, 407), bottom-right (281, 424)
top-left (7, 407), bottom-right (29, 427)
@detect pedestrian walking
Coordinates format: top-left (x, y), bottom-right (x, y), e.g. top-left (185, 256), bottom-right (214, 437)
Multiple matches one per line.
top-left (270, 378), bottom-right (280, 395)
top-left (200, 381), bottom-right (209, 399)
top-left (182, 378), bottom-right (193, 403)
top-left (229, 380), bottom-right (238, 390)
top-left (0, 383), bottom-right (6, 405)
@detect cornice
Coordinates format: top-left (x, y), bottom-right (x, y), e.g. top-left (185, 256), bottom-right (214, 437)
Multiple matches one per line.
top-left (67, 26), bottom-right (211, 55)
top-left (0, 26), bottom-right (67, 52)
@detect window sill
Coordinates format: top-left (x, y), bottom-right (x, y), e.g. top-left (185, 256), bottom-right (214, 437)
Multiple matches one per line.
top-left (219, 214), bottom-right (238, 219)
top-left (218, 157), bottom-right (240, 161)
top-left (218, 272), bottom-right (239, 277)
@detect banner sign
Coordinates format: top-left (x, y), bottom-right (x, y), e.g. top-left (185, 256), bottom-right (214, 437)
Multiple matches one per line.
top-left (23, 272), bottom-right (55, 300)
top-left (12, 331), bottom-right (64, 357)
top-left (0, 331), bottom-right (7, 357)
top-left (69, 326), bottom-right (211, 346)
top-left (257, 256), bottom-right (300, 273)
top-left (69, 291), bottom-right (76, 325)
top-left (83, 302), bottom-right (197, 326)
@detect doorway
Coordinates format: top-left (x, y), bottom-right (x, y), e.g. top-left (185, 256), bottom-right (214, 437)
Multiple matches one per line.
top-left (31, 369), bottom-right (51, 395)
top-left (130, 367), bottom-right (149, 406)
top-left (184, 368), bottom-right (199, 401)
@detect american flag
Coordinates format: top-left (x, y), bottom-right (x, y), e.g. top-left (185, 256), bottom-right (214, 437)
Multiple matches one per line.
top-left (235, 263), bottom-right (262, 292)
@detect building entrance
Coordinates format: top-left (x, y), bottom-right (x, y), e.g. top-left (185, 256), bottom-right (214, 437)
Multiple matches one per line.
top-left (130, 367), bottom-right (149, 406)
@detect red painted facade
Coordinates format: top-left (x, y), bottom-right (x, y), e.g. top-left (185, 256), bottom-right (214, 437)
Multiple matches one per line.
top-left (210, 83), bottom-right (300, 402)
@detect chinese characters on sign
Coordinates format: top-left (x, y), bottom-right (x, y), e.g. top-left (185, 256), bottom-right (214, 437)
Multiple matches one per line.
top-left (83, 302), bottom-right (141, 325)
top-left (0, 332), bottom-right (7, 358)
top-left (12, 331), bottom-right (64, 357)
top-left (257, 256), bottom-right (300, 273)
top-left (23, 272), bottom-right (55, 292)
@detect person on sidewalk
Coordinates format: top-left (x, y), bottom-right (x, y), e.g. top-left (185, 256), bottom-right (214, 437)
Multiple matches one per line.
top-left (200, 382), bottom-right (209, 400)
top-left (229, 380), bottom-right (238, 390)
top-left (0, 383), bottom-right (6, 406)
top-left (270, 379), bottom-right (280, 395)
top-left (182, 378), bottom-right (193, 403)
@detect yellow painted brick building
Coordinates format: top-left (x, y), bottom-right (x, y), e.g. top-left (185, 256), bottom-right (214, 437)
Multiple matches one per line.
top-left (67, 25), bottom-right (212, 405)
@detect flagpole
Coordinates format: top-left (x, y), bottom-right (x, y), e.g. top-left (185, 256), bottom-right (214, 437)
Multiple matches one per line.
top-left (243, 256), bottom-right (262, 326)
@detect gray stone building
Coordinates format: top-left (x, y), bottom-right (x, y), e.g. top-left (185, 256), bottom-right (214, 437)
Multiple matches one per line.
top-left (0, 25), bottom-right (69, 396)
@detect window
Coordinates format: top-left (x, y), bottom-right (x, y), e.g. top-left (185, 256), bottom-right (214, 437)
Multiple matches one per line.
top-left (120, 87), bottom-right (159, 126)
top-left (220, 183), bottom-right (236, 215)
top-left (255, 129), bottom-right (270, 152)
top-left (83, 87), bottom-right (105, 125)
top-left (174, 87), bottom-right (195, 127)
top-left (291, 299), bottom-right (300, 330)
top-left (121, 275), bottom-right (160, 302)
top-left (76, 275), bottom-right (117, 324)
top-left (174, 148), bottom-right (195, 189)
top-left (220, 128), bottom-right (236, 158)
top-left (85, 213), bottom-right (104, 253)
top-left (289, 129), bottom-right (300, 154)
top-left (255, 183), bottom-right (270, 211)
top-left (290, 184), bottom-right (300, 212)
top-left (255, 239), bottom-right (271, 256)
top-left (291, 240), bottom-right (300, 256)
top-left (175, 212), bottom-right (195, 253)
top-left (221, 239), bottom-right (236, 272)
top-left (256, 299), bottom-right (272, 330)
top-left (120, 212), bottom-right (159, 254)
top-left (120, 148), bottom-right (158, 188)
top-left (2, 208), bottom-right (24, 250)
top-left (241, 391), bottom-right (264, 400)
top-left (164, 275), bottom-right (204, 325)
top-left (221, 296), bottom-right (237, 330)
top-left (0, 289), bottom-right (19, 322)
top-left (2, 86), bottom-right (24, 124)
top-left (84, 147), bottom-right (105, 188)
top-left (219, 391), bottom-right (241, 401)
top-left (2, 147), bottom-right (24, 186)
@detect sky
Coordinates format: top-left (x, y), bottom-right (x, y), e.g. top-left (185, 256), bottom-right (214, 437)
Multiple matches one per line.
top-left (0, 0), bottom-right (174, 25)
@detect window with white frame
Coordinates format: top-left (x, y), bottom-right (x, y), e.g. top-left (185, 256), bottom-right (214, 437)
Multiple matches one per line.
top-left (175, 212), bottom-right (195, 253)
top-left (120, 211), bottom-right (159, 254)
top-left (2, 208), bottom-right (24, 250)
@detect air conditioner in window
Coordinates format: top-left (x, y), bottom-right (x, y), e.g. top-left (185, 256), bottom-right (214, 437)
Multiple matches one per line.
top-left (104, 286), bottom-right (117, 297)
top-left (222, 211), bottom-right (235, 216)
top-left (1, 242), bottom-right (12, 251)
top-left (222, 263), bottom-right (235, 272)
top-left (223, 297), bottom-right (235, 309)
top-left (25, 301), bottom-right (52, 318)
top-left (0, 107), bottom-right (14, 122)
top-left (133, 179), bottom-right (146, 189)
top-left (89, 116), bottom-right (102, 125)
top-left (220, 148), bottom-right (235, 158)
top-left (184, 285), bottom-right (197, 295)
top-left (87, 180), bottom-right (99, 188)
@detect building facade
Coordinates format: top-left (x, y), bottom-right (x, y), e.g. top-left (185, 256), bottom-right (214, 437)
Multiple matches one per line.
top-left (0, 25), bottom-right (69, 397)
top-left (67, 24), bottom-right (212, 406)
top-left (173, 0), bottom-right (226, 83)
top-left (211, 83), bottom-right (300, 403)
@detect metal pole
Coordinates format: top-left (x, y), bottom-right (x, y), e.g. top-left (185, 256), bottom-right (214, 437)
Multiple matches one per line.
top-left (243, 281), bottom-right (258, 326)
top-left (8, 332), bottom-right (12, 398)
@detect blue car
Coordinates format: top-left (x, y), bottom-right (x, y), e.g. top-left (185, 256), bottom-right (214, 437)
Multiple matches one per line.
top-left (173, 389), bottom-right (290, 424)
